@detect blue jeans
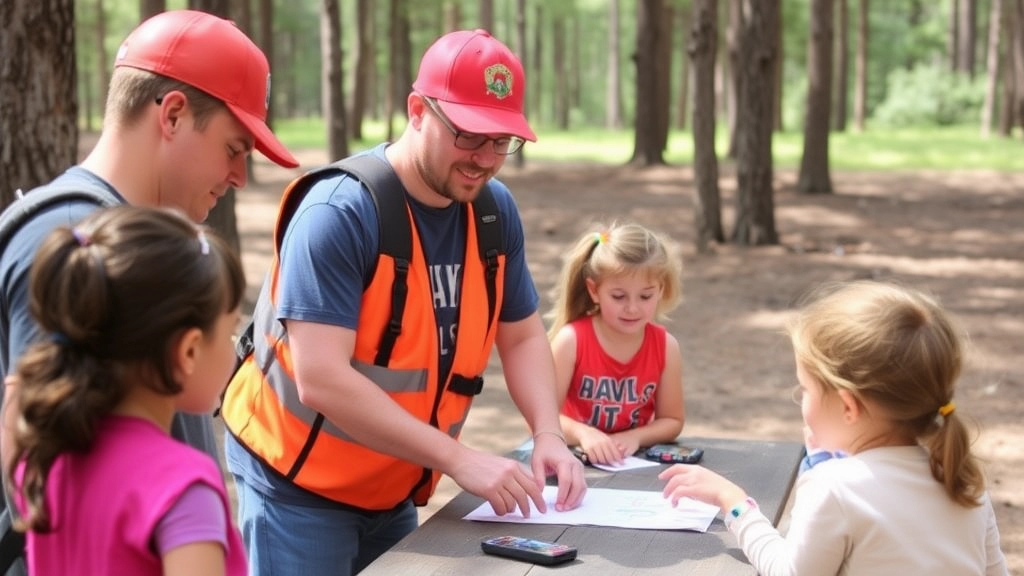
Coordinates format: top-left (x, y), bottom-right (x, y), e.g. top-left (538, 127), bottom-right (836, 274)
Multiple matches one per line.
top-left (233, 473), bottom-right (419, 576)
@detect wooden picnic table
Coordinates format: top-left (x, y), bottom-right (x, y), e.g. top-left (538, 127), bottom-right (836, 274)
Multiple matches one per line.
top-left (360, 436), bottom-right (804, 575)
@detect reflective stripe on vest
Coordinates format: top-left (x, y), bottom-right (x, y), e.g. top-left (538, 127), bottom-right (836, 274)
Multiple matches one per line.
top-left (222, 176), bottom-right (504, 511)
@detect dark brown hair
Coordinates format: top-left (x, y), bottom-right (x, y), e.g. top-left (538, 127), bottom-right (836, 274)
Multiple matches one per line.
top-left (9, 205), bottom-right (245, 531)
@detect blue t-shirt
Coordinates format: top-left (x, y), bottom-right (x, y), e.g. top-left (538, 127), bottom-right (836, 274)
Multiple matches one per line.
top-left (0, 166), bottom-right (124, 376)
top-left (228, 143), bottom-right (539, 508)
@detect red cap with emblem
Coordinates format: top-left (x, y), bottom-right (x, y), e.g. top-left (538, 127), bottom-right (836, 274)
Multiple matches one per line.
top-left (115, 10), bottom-right (298, 168)
top-left (413, 29), bottom-right (535, 142)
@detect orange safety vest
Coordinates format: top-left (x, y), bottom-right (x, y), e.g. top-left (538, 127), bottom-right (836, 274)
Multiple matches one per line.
top-left (221, 155), bottom-right (505, 510)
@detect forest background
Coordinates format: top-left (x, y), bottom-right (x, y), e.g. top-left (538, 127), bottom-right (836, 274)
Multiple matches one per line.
top-left (2, 0), bottom-right (1023, 573)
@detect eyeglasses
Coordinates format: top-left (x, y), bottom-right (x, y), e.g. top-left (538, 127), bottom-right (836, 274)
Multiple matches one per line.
top-left (421, 96), bottom-right (525, 156)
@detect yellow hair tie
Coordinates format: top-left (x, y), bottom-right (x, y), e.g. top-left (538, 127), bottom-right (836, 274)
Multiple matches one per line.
top-left (938, 401), bottom-right (956, 417)
top-left (593, 231), bottom-right (609, 245)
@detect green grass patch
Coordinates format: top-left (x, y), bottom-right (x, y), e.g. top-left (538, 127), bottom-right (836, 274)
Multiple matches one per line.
top-left (273, 118), bottom-right (1022, 172)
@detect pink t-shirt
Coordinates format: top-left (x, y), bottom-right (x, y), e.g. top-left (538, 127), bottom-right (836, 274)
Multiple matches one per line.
top-left (22, 416), bottom-right (247, 576)
top-left (560, 317), bottom-right (666, 432)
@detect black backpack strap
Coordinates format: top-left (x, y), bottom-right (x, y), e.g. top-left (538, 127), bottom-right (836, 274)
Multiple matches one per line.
top-left (445, 187), bottom-right (502, 398)
top-left (268, 154), bottom-right (412, 367)
top-left (330, 155), bottom-right (412, 367)
top-left (265, 153), bottom-right (502, 374)
top-left (469, 186), bottom-right (502, 331)
top-left (0, 183), bottom-right (121, 254)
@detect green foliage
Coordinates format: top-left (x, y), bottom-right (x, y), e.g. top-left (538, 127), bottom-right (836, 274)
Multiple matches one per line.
top-left (274, 118), bottom-right (1022, 172)
top-left (872, 64), bottom-right (985, 127)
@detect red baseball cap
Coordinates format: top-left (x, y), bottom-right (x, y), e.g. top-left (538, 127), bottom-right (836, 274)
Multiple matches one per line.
top-left (412, 29), bottom-right (536, 142)
top-left (114, 10), bottom-right (299, 168)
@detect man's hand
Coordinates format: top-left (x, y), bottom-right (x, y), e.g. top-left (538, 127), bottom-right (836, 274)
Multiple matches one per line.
top-left (530, 433), bottom-right (586, 512)
top-left (448, 449), bottom-right (546, 517)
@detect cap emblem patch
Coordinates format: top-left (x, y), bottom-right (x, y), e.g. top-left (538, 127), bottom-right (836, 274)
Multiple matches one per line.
top-left (484, 64), bottom-right (512, 100)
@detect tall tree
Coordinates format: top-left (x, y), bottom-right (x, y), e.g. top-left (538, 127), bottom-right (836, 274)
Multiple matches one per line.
top-left (630, 0), bottom-right (666, 166)
top-left (189, 0), bottom-right (230, 19)
top-left (833, 0), bottom-right (848, 131)
top-left (689, 0), bottom-right (723, 252)
top-left (140, 0), bottom-right (165, 20)
top-left (321, 0), bottom-right (347, 160)
top-left (531, 5), bottom-right (543, 124)
top-left (1014, 0), bottom-right (1024, 135)
top-left (981, 0), bottom-right (1003, 137)
top-left (949, 0), bottom-right (960, 71)
top-left (957, 0), bottom-right (978, 78)
top-left (798, 0), bottom-right (834, 195)
top-left (853, 0), bottom-right (868, 132)
top-left (553, 14), bottom-right (569, 129)
top-left (96, 0), bottom-right (110, 110)
top-left (999, 0), bottom-right (1017, 135)
top-left (772, 0), bottom-right (784, 131)
top-left (725, 0), bottom-right (742, 158)
top-left (606, 0), bottom-right (624, 129)
top-left (385, 0), bottom-right (410, 142)
top-left (232, 0), bottom-right (251, 32)
top-left (479, 0), bottom-right (494, 31)
top-left (675, 5), bottom-right (690, 131)
top-left (513, 0), bottom-right (527, 168)
top-left (654, 3), bottom-right (674, 153)
top-left (732, 0), bottom-right (779, 246)
top-left (444, 2), bottom-right (461, 30)
top-left (0, 0), bottom-right (77, 206)
top-left (258, 0), bottom-right (275, 126)
top-left (350, 0), bottom-right (373, 140)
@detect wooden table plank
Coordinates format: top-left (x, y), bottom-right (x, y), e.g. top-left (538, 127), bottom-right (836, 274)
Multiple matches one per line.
top-left (360, 437), bottom-right (803, 575)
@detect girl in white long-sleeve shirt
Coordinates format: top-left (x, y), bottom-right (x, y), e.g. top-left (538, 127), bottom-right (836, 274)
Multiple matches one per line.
top-left (659, 280), bottom-right (1007, 576)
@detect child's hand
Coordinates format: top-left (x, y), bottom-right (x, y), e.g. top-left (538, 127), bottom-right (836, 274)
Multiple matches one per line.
top-left (579, 430), bottom-right (624, 465)
top-left (658, 464), bottom-right (747, 511)
top-left (608, 433), bottom-right (640, 461)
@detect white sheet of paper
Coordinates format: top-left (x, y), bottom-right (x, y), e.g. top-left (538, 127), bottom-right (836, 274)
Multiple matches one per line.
top-left (463, 486), bottom-right (719, 532)
top-left (590, 455), bottom-right (662, 472)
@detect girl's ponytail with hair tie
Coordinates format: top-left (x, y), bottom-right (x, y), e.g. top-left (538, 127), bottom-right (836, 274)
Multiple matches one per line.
top-left (72, 228), bottom-right (91, 247)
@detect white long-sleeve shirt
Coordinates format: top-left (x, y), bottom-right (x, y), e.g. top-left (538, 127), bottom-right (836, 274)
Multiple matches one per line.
top-left (729, 445), bottom-right (1007, 576)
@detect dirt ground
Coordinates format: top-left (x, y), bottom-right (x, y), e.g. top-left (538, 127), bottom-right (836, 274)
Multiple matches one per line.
top-left (237, 148), bottom-right (1024, 572)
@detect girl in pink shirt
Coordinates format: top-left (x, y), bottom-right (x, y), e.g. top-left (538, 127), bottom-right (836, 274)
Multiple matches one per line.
top-left (547, 223), bottom-right (686, 465)
top-left (5, 206), bottom-right (248, 576)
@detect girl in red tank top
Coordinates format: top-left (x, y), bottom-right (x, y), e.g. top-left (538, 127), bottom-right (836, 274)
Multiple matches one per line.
top-left (547, 222), bottom-right (686, 466)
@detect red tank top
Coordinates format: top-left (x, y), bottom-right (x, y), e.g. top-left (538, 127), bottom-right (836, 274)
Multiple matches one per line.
top-left (560, 317), bottom-right (666, 432)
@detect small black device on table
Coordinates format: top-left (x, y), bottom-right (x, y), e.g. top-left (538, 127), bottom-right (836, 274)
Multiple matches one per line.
top-left (644, 443), bottom-right (704, 464)
top-left (481, 535), bottom-right (578, 565)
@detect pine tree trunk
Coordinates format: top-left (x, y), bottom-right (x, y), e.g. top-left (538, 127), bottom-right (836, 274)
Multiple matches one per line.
top-left (798, 0), bottom-right (834, 195)
top-left (139, 0), bottom-right (166, 21)
top-left (351, 0), bottom-right (372, 140)
top-left (322, 0), bottom-right (348, 161)
top-left (606, 0), bottom-right (623, 129)
top-left (732, 0), bottom-right (779, 246)
top-left (630, 0), bottom-right (666, 166)
top-left (833, 0), bottom-right (848, 131)
top-left (0, 0), bottom-right (78, 206)
top-left (690, 0), bottom-right (723, 252)
top-left (513, 0), bottom-right (527, 168)
top-left (981, 0), bottom-right (1003, 137)
top-left (853, 0), bottom-right (869, 132)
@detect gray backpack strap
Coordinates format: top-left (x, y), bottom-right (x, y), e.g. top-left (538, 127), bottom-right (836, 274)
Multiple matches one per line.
top-left (0, 183), bottom-right (121, 253)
